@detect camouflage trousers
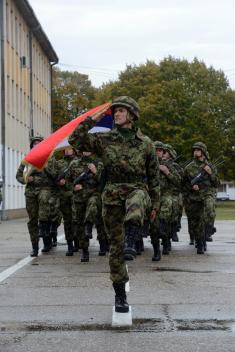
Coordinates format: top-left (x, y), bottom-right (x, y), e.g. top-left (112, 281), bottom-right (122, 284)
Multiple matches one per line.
top-left (72, 193), bottom-right (106, 249)
top-left (204, 194), bottom-right (216, 226)
top-left (49, 190), bottom-right (62, 225)
top-left (102, 188), bottom-right (151, 284)
top-left (184, 198), bottom-right (205, 241)
top-left (25, 188), bottom-right (51, 244)
top-left (59, 194), bottom-right (73, 242)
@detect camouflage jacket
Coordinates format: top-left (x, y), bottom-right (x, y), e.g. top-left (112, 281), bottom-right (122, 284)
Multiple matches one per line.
top-left (183, 158), bottom-right (220, 201)
top-left (159, 159), bottom-right (182, 196)
top-left (65, 154), bottom-right (104, 203)
top-left (68, 116), bottom-right (160, 210)
top-left (45, 155), bottom-right (76, 197)
top-left (16, 162), bottom-right (54, 192)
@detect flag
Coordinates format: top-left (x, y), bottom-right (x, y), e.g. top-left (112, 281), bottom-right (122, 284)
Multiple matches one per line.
top-left (23, 102), bottom-right (111, 170)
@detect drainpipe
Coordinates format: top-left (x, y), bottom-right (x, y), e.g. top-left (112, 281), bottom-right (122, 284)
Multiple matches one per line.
top-left (50, 62), bottom-right (57, 133)
top-left (0, 0), bottom-right (6, 220)
top-left (29, 30), bottom-right (33, 138)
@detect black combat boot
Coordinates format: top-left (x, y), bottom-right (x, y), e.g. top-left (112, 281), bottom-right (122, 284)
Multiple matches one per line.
top-left (84, 222), bottom-right (93, 239)
top-left (113, 282), bottom-right (129, 313)
top-left (141, 220), bottom-right (150, 238)
top-left (172, 232), bottom-right (179, 242)
top-left (162, 238), bottom-right (169, 255)
top-left (66, 241), bottom-right (74, 256)
top-left (171, 222), bottom-right (179, 242)
top-left (50, 222), bottom-right (58, 247)
top-left (30, 243), bottom-right (39, 257)
top-left (73, 237), bottom-right (79, 252)
top-left (41, 236), bottom-right (51, 253)
top-left (140, 237), bottom-right (144, 252)
top-left (197, 239), bottom-right (204, 254)
top-left (205, 224), bottom-right (214, 242)
top-left (40, 221), bottom-right (51, 253)
top-left (135, 240), bottom-right (142, 255)
top-left (123, 222), bottom-right (139, 260)
top-left (98, 240), bottom-right (107, 256)
top-left (81, 248), bottom-right (89, 262)
top-left (152, 241), bottom-right (161, 261)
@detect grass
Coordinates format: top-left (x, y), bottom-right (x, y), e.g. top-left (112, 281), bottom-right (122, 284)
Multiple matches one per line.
top-left (216, 201), bottom-right (235, 220)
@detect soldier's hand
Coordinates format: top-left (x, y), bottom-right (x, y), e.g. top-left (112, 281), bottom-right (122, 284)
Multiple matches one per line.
top-left (74, 184), bottom-right (83, 191)
top-left (59, 179), bottom-right (66, 186)
top-left (28, 176), bottom-right (34, 183)
top-left (204, 165), bottom-right (212, 175)
top-left (159, 165), bottom-right (170, 175)
top-left (150, 209), bottom-right (157, 222)
top-left (193, 184), bottom-right (200, 191)
top-left (88, 163), bottom-right (97, 174)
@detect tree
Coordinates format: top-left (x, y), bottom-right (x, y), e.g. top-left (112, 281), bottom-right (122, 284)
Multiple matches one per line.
top-left (94, 57), bottom-right (235, 180)
top-left (52, 68), bottom-right (97, 130)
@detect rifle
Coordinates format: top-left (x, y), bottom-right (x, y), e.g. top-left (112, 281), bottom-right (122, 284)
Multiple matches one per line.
top-left (56, 167), bottom-right (69, 183)
top-left (190, 158), bottom-right (224, 186)
top-left (73, 161), bottom-right (99, 187)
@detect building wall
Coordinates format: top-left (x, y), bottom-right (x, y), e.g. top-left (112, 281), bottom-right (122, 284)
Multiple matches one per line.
top-left (1, 0), bottom-right (52, 212)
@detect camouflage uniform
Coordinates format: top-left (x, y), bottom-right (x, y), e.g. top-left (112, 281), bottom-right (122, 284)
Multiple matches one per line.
top-left (16, 164), bottom-right (53, 250)
top-left (158, 146), bottom-right (181, 254)
top-left (45, 153), bottom-right (75, 253)
top-left (183, 142), bottom-right (220, 253)
top-left (66, 153), bottom-right (105, 260)
top-left (163, 144), bottom-right (183, 242)
top-left (68, 100), bottom-right (160, 284)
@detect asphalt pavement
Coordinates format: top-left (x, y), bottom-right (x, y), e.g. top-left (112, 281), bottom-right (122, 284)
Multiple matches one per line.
top-left (0, 218), bottom-right (235, 352)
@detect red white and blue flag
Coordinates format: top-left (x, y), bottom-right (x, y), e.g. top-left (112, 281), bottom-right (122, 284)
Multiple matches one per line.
top-left (23, 102), bottom-right (111, 170)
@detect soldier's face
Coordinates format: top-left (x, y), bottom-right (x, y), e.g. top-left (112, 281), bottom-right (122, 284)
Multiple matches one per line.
top-left (32, 141), bottom-right (40, 148)
top-left (193, 148), bottom-right (203, 158)
top-left (114, 106), bottom-right (129, 125)
top-left (156, 149), bottom-right (164, 159)
top-left (162, 151), bottom-right (170, 160)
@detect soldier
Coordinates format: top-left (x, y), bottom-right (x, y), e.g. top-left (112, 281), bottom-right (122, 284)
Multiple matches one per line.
top-left (45, 147), bottom-right (77, 256)
top-left (16, 136), bottom-right (53, 256)
top-left (183, 142), bottom-right (220, 254)
top-left (68, 96), bottom-right (160, 313)
top-left (66, 150), bottom-right (106, 262)
top-left (163, 144), bottom-right (183, 243)
top-left (158, 144), bottom-right (181, 254)
top-left (150, 141), bottom-right (164, 261)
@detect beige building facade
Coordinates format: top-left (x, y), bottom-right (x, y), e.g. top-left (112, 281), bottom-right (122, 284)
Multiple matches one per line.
top-left (0, 0), bottom-right (58, 218)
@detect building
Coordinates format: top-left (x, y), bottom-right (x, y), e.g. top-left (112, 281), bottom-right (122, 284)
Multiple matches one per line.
top-left (217, 181), bottom-right (235, 201)
top-left (0, 0), bottom-right (58, 218)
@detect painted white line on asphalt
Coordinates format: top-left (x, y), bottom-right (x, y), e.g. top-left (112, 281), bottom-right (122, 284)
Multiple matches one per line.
top-left (0, 234), bottom-right (65, 284)
top-left (125, 264), bottom-right (130, 292)
top-left (112, 306), bottom-right (132, 327)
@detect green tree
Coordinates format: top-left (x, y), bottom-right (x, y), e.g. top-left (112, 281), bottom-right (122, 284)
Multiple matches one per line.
top-left (52, 68), bottom-right (96, 130)
top-left (94, 57), bottom-right (235, 180)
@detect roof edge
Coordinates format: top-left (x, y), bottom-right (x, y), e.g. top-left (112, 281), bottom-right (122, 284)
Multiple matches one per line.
top-left (14, 0), bottom-right (59, 64)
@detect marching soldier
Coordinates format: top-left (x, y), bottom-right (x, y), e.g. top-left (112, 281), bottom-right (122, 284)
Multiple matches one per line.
top-left (68, 96), bottom-right (160, 313)
top-left (16, 136), bottom-right (53, 256)
top-left (183, 142), bottom-right (220, 254)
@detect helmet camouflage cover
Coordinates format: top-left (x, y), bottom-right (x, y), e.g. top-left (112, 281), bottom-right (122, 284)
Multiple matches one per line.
top-left (192, 142), bottom-right (209, 159)
top-left (154, 141), bottom-right (164, 149)
top-left (163, 144), bottom-right (177, 160)
top-left (110, 96), bottom-right (140, 120)
top-left (30, 136), bottom-right (43, 149)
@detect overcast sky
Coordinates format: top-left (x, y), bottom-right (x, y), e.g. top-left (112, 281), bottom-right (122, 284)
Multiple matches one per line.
top-left (30, 0), bottom-right (235, 89)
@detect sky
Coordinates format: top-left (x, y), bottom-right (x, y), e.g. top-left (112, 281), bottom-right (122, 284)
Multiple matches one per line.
top-left (29, 0), bottom-right (235, 89)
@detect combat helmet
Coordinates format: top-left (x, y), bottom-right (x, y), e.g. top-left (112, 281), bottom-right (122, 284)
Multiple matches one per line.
top-left (110, 96), bottom-right (140, 120)
top-left (154, 141), bottom-right (164, 149)
top-left (192, 142), bottom-right (209, 160)
top-left (163, 144), bottom-right (177, 160)
top-left (30, 136), bottom-right (43, 149)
